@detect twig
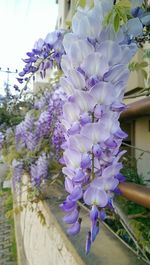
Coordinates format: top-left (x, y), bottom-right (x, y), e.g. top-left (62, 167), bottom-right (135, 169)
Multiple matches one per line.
top-left (122, 142), bottom-right (150, 154)
top-left (128, 213), bottom-right (150, 219)
top-left (124, 91), bottom-right (150, 99)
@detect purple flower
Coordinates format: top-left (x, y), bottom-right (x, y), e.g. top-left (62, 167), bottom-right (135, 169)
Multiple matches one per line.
top-left (90, 205), bottom-right (99, 223)
top-left (85, 232), bottom-right (92, 255)
top-left (60, 199), bottom-right (77, 212)
top-left (84, 186), bottom-right (108, 207)
top-left (67, 218), bottom-right (82, 236)
top-left (0, 132), bottom-right (4, 149)
top-left (12, 160), bottom-right (23, 183)
top-left (99, 209), bottom-right (106, 221)
top-left (63, 208), bottom-right (79, 224)
top-left (91, 221), bottom-right (100, 242)
top-left (30, 154), bottom-right (48, 187)
top-left (68, 186), bottom-right (83, 202)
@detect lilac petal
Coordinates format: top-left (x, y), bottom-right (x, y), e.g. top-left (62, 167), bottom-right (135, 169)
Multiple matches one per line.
top-left (68, 134), bottom-right (92, 153)
top-left (104, 64), bottom-right (129, 84)
top-left (94, 104), bottom-right (104, 119)
top-left (63, 167), bottom-right (75, 179)
top-left (65, 178), bottom-right (74, 193)
top-left (61, 54), bottom-right (73, 76)
top-left (97, 40), bottom-right (122, 66)
top-left (127, 17), bottom-right (143, 37)
top-left (102, 163), bottom-right (122, 179)
top-left (99, 210), bottom-right (106, 221)
top-left (17, 78), bottom-right (23, 84)
top-left (60, 200), bottom-right (77, 212)
top-left (93, 144), bottom-right (102, 159)
top-left (68, 122), bottom-right (80, 135)
top-left (80, 154), bottom-right (91, 169)
top-left (63, 209), bottom-right (79, 224)
top-left (68, 70), bottom-right (86, 90)
top-left (131, 7), bottom-right (143, 17)
top-left (113, 187), bottom-right (122, 195)
top-left (63, 149), bottom-right (81, 169)
top-left (67, 220), bottom-right (81, 236)
top-left (60, 77), bottom-right (75, 96)
top-left (63, 102), bottom-right (80, 124)
top-left (111, 102), bottom-right (127, 112)
top-left (81, 122), bottom-right (110, 145)
top-left (91, 221), bottom-right (100, 242)
top-left (82, 53), bottom-right (109, 78)
top-left (83, 186), bottom-right (108, 207)
top-left (80, 113), bottom-right (91, 125)
top-left (103, 177), bottom-right (119, 191)
top-left (104, 138), bottom-right (117, 148)
top-left (68, 39), bottom-right (94, 67)
top-left (140, 12), bottom-right (150, 26)
top-left (87, 76), bottom-right (99, 88)
top-left (89, 81), bottom-right (114, 105)
top-left (72, 92), bottom-right (96, 113)
top-left (68, 186), bottom-right (83, 201)
top-left (115, 173), bottom-right (126, 183)
top-left (73, 169), bottom-right (85, 183)
top-left (86, 232), bottom-right (92, 255)
top-left (90, 205), bottom-right (99, 223)
top-left (114, 128), bottom-right (128, 139)
top-left (18, 71), bottom-right (25, 77)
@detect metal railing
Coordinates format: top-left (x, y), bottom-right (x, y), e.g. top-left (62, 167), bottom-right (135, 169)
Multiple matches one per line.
top-left (119, 182), bottom-right (150, 209)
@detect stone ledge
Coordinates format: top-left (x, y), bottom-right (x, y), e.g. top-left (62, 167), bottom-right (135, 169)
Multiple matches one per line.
top-left (14, 185), bottom-right (147, 265)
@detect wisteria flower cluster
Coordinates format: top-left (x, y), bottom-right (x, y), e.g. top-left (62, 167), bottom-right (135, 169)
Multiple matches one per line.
top-left (12, 86), bottom-right (66, 187)
top-left (0, 132), bottom-right (4, 149)
top-left (59, 0), bottom-right (148, 254)
top-left (14, 30), bottom-right (65, 91)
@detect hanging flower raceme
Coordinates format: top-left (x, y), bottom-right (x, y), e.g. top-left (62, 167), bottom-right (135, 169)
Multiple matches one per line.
top-left (30, 153), bottom-right (48, 187)
top-left (60, 0), bottom-right (144, 254)
top-left (0, 132), bottom-right (4, 149)
top-left (12, 159), bottom-right (24, 185)
top-left (14, 30), bottom-right (65, 91)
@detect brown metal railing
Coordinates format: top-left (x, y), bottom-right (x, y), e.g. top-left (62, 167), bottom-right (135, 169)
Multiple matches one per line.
top-left (119, 182), bottom-right (150, 209)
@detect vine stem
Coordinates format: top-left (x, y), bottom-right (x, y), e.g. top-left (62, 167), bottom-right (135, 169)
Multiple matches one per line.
top-left (122, 142), bottom-right (150, 154)
top-left (113, 203), bottom-right (150, 264)
top-left (77, 200), bottom-right (150, 265)
top-left (124, 91), bottom-right (150, 99)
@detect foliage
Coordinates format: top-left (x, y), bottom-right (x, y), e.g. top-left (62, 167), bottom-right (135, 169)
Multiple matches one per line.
top-left (0, 188), bottom-right (17, 262)
top-left (104, 0), bottom-right (131, 32)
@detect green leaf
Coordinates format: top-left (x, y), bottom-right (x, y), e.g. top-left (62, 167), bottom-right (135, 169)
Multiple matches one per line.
top-left (116, 6), bottom-right (128, 23)
top-left (104, 10), bottom-right (113, 25)
top-left (114, 13), bottom-right (120, 32)
top-left (117, 0), bottom-right (131, 8)
top-left (139, 61), bottom-right (148, 68)
top-left (141, 69), bottom-right (148, 80)
top-left (76, 0), bottom-right (86, 8)
top-left (143, 49), bottom-right (150, 58)
top-left (66, 21), bottom-right (71, 28)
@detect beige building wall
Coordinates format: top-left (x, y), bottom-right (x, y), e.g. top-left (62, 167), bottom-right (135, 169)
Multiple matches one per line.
top-left (135, 117), bottom-right (150, 182)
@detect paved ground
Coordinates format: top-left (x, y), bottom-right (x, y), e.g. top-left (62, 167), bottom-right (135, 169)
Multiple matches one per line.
top-left (0, 191), bottom-right (17, 265)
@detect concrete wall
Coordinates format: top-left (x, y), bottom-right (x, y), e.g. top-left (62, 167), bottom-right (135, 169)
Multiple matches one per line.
top-left (135, 117), bottom-right (150, 182)
top-left (14, 182), bottom-right (147, 265)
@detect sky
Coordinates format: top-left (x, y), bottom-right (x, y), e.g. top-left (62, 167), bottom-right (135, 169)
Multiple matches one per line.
top-left (0, 0), bottom-right (58, 95)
